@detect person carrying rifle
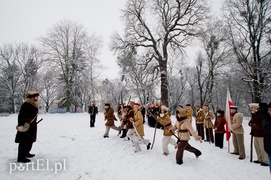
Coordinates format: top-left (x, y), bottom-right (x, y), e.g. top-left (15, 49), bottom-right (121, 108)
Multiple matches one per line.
top-left (169, 109), bottom-right (202, 165)
top-left (125, 103), bottom-right (135, 142)
top-left (130, 103), bottom-right (151, 153)
top-left (156, 106), bottom-right (176, 156)
top-left (15, 91), bottom-right (40, 163)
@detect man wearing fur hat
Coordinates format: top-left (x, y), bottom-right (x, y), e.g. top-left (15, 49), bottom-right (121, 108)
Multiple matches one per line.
top-left (15, 91), bottom-right (40, 163)
top-left (103, 103), bottom-right (120, 138)
top-left (195, 105), bottom-right (205, 140)
top-left (203, 104), bottom-right (214, 143)
top-left (230, 106), bottom-right (246, 160)
top-left (170, 109), bottom-right (202, 165)
top-left (248, 103), bottom-right (269, 166)
top-left (130, 103), bottom-right (151, 152)
top-left (156, 106), bottom-right (176, 156)
top-left (186, 104), bottom-right (193, 124)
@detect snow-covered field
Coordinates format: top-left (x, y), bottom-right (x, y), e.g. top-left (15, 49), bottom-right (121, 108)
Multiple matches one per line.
top-left (0, 112), bottom-right (270, 180)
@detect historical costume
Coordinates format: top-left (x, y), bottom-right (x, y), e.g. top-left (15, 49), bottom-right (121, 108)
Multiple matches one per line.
top-left (15, 91), bottom-right (39, 163)
top-left (170, 109), bottom-right (202, 165)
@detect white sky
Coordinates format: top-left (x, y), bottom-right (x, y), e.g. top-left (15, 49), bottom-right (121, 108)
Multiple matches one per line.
top-left (0, 0), bottom-right (222, 80)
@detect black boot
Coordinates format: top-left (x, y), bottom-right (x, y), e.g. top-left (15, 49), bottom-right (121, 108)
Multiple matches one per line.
top-left (195, 150), bottom-right (202, 158)
top-left (120, 129), bottom-right (127, 138)
top-left (17, 158), bottom-right (31, 163)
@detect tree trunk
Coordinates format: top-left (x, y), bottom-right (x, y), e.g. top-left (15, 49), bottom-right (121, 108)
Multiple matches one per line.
top-left (160, 60), bottom-right (169, 107)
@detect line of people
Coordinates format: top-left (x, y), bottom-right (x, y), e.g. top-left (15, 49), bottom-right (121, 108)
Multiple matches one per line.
top-left (88, 100), bottom-right (271, 171)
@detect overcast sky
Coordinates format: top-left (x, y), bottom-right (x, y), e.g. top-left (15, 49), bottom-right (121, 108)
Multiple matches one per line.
top-left (0, 0), bottom-right (222, 80)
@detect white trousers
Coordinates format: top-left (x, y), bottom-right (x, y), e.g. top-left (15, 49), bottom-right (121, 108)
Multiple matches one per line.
top-left (162, 136), bottom-right (176, 153)
top-left (133, 135), bottom-right (150, 152)
top-left (127, 129), bottom-right (135, 143)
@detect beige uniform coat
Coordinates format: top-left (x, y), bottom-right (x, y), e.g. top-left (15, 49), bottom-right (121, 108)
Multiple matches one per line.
top-left (157, 112), bottom-right (173, 136)
top-left (204, 110), bottom-right (214, 128)
top-left (133, 110), bottom-right (144, 136)
top-left (230, 112), bottom-right (244, 134)
top-left (171, 119), bottom-right (201, 141)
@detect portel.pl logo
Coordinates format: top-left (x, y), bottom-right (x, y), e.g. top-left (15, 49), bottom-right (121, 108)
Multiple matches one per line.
top-left (9, 159), bottom-right (66, 174)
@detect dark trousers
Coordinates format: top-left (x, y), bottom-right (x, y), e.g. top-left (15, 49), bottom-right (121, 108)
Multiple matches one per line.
top-left (18, 142), bottom-right (33, 160)
top-left (205, 128), bottom-right (214, 143)
top-left (90, 115), bottom-right (96, 127)
top-left (215, 133), bottom-right (224, 148)
top-left (196, 124), bottom-right (204, 140)
top-left (176, 140), bottom-right (201, 163)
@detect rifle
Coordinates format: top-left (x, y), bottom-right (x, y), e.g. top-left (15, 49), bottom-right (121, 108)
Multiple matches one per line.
top-left (99, 86), bottom-right (104, 111)
top-left (250, 134), bottom-right (253, 162)
top-left (148, 111), bottom-right (181, 141)
top-left (117, 95), bottom-right (131, 135)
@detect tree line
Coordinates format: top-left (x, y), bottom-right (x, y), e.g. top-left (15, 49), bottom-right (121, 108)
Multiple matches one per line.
top-left (0, 0), bottom-right (270, 115)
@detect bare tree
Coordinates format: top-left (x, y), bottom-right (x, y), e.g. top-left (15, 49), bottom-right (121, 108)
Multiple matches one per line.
top-left (0, 43), bottom-right (40, 113)
top-left (39, 19), bottom-right (102, 112)
top-left (224, 0), bottom-right (271, 103)
top-left (111, 0), bottom-right (209, 107)
top-left (37, 68), bottom-right (59, 113)
top-left (198, 19), bottom-right (231, 105)
top-left (0, 44), bottom-right (21, 113)
top-left (16, 43), bottom-right (41, 96)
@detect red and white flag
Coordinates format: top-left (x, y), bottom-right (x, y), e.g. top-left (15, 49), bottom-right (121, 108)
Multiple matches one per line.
top-left (225, 88), bottom-right (233, 141)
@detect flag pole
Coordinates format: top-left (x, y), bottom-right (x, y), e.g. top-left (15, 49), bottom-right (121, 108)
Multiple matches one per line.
top-left (226, 87), bottom-right (233, 153)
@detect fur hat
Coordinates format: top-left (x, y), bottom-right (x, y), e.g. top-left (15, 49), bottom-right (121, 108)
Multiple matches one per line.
top-left (178, 109), bottom-right (187, 118)
top-left (26, 91), bottom-right (39, 98)
top-left (216, 110), bottom-right (225, 115)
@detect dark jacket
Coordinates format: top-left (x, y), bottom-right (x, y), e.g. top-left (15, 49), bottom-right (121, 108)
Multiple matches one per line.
top-left (248, 110), bottom-right (264, 137)
top-left (15, 98), bottom-right (38, 143)
top-left (88, 105), bottom-right (98, 116)
top-left (263, 114), bottom-right (271, 154)
top-left (214, 115), bottom-right (226, 133)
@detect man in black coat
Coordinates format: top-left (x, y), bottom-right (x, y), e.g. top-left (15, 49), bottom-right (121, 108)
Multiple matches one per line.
top-left (262, 103), bottom-right (271, 173)
top-left (15, 91), bottom-right (39, 163)
top-left (88, 100), bottom-right (98, 127)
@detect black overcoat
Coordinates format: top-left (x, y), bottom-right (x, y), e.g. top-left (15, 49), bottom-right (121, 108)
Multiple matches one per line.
top-left (15, 99), bottom-right (38, 143)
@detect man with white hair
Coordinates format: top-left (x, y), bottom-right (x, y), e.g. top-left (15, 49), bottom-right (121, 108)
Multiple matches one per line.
top-left (248, 103), bottom-right (269, 166)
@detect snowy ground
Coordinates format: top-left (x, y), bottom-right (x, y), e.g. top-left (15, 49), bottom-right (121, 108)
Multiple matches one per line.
top-left (0, 112), bottom-right (270, 180)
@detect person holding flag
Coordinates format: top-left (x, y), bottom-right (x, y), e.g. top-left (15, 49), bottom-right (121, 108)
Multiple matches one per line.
top-left (225, 88), bottom-right (233, 144)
